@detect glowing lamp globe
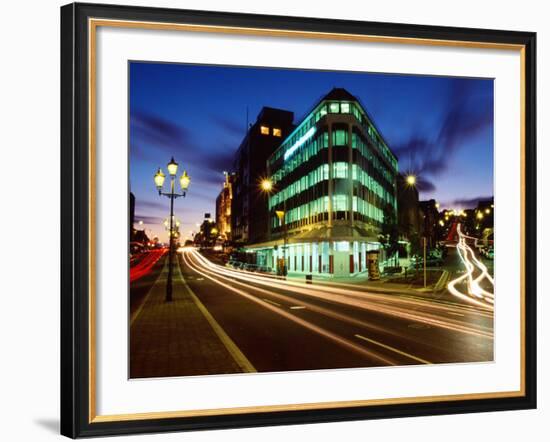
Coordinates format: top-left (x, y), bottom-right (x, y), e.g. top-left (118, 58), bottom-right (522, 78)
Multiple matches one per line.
top-left (167, 157), bottom-right (179, 176)
top-left (180, 171), bottom-right (190, 190)
top-left (154, 168), bottom-right (166, 189)
top-left (406, 175), bottom-right (416, 186)
top-left (261, 179), bottom-right (273, 192)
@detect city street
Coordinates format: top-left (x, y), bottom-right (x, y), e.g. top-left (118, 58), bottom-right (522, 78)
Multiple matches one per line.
top-left (177, 247), bottom-right (492, 374)
top-left (129, 224), bottom-right (494, 378)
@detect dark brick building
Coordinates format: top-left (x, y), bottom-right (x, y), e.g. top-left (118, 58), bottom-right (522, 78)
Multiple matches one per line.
top-left (231, 107), bottom-right (294, 246)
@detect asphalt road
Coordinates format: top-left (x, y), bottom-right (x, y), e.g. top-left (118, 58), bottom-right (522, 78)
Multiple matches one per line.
top-left (180, 249), bottom-right (494, 373)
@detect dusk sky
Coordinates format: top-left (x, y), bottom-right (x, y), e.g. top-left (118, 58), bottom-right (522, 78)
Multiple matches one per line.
top-left (130, 62), bottom-right (494, 242)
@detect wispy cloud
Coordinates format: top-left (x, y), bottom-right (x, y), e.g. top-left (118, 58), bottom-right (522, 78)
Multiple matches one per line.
top-left (134, 214), bottom-right (163, 225)
top-left (131, 110), bottom-right (238, 185)
top-left (394, 80), bottom-right (493, 178)
top-left (131, 111), bottom-right (190, 149)
top-left (134, 200), bottom-right (167, 211)
top-left (450, 195), bottom-right (493, 208)
top-left (415, 176), bottom-right (436, 192)
top-left (209, 115), bottom-right (246, 138)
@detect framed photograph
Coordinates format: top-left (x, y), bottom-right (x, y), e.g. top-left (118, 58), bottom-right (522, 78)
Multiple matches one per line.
top-left (60, 2), bottom-right (537, 438)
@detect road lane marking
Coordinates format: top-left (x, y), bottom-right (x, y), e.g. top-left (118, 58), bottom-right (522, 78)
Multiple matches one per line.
top-left (354, 334), bottom-right (432, 365)
top-left (290, 306), bottom-right (306, 310)
top-left (179, 262), bottom-right (256, 373)
top-left (262, 298), bottom-right (282, 307)
top-left (182, 252), bottom-right (397, 365)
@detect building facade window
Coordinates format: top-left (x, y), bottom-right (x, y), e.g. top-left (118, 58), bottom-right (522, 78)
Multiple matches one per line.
top-left (260, 125), bottom-right (270, 135)
top-left (332, 129), bottom-right (348, 146)
top-left (333, 162), bottom-right (348, 179)
top-left (273, 127), bottom-right (282, 137)
top-left (332, 194), bottom-right (348, 212)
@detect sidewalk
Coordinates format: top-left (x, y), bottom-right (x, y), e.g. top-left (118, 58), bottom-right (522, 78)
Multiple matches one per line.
top-left (130, 257), bottom-right (254, 378)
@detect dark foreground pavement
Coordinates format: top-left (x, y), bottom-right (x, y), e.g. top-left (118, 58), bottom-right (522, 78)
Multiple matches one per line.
top-left (129, 247), bottom-right (493, 378)
top-left (129, 256), bottom-right (254, 378)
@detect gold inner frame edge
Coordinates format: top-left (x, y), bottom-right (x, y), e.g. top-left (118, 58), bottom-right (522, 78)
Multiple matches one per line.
top-left (87, 17), bottom-right (527, 424)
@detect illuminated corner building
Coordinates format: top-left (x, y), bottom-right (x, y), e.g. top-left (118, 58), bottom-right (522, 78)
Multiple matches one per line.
top-left (248, 88), bottom-right (399, 276)
top-left (215, 172), bottom-right (235, 241)
top-left (231, 107), bottom-right (294, 245)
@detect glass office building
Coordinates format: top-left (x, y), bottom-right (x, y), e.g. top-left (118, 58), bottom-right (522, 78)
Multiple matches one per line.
top-left (248, 88), bottom-right (399, 276)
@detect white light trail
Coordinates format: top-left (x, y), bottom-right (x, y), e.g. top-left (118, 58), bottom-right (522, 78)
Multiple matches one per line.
top-left (184, 249), bottom-right (493, 339)
top-left (447, 224), bottom-right (494, 309)
top-left (181, 251), bottom-right (399, 365)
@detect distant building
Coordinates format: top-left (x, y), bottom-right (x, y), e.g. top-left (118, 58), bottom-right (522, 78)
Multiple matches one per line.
top-left (231, 107), bottom-right (295, 245)
top-left (215, 172), bottom-right (235, 241)
top-left (194, 214), bottom-right (217, 248)
top-left (129, 191), bottom-right (136, 239)
top-left (130, 231), bottom-right (150, 255)
top-left (248, 88), bottom-right (399, 276)
top-left (475, 197), bottom-right (494, 244)
top-left (419, 199), bottom-right (440, 248)
top-left (396, 174), bottom-right (423, 240)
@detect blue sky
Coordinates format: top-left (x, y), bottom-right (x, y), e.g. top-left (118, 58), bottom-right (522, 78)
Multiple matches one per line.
top-left (130, 62), bottom-right (494, 242)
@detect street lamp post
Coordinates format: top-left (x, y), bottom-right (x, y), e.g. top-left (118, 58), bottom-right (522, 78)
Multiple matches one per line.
top-left (154, 157), bottom-right (190, 302)
top-left (275, 201), bottom-right (288, 277)
top-left (261, 178), bottom-right (273, 243)
top-left (261, 178), bottom-right (287, 277)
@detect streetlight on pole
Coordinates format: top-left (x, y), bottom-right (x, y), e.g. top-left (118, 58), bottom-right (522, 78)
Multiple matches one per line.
top-left (405, 174), bottom-right (417, 186)
top-left (260, 178), bottom-right (287, 277)
top-left (154, 157), bottom-right (191, 302)
top-left (260, 178), bottom-right (274, 242)
top-left (276, 206), bottom-right (288, 277)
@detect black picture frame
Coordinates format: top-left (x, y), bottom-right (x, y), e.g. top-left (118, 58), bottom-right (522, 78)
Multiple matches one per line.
top-left (61, 2), bottom-right (537, 438)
